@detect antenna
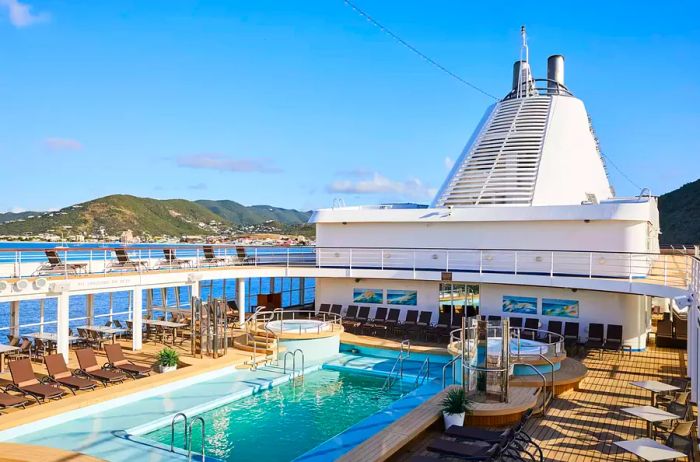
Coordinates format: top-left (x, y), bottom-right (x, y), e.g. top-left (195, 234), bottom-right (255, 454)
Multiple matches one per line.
top-left (520, 25), bottom-right (529, 63)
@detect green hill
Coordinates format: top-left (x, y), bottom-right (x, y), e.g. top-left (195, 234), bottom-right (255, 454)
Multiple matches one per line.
top-left (196, 200), bottom-right (310, 225)
top-left (0, 195), bottom-right (311, 238)
top-left (658, 178), bottom-right (700, 245)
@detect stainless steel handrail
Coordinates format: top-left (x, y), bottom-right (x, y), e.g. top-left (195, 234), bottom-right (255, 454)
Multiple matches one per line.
top-left (293, 349), bottom-right (305, 379)
top-left (442, 356), bottom-right (460, 388)
top-left (170, 412), bottom-right (188, 453)
top-left (187, 416), bottom-right (206, 461)
top-left (512, 362), bottom-right (550, 415)
top-left (415, 357), bottom-right (430, 386)
top-left (283, 351), bottom-right (296, 377)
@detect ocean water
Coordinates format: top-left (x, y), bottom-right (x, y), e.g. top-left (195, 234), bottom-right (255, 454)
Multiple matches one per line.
top-left (0, 242), bottom-right (315, 341)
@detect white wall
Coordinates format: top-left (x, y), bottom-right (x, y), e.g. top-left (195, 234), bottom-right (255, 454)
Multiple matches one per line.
top-left (316, 278), bottom-right (440, 324)
top-left (317, 220), bottom-right (651, 253)
top-left (316, 277), bottom-right (651, 350)
top-left (479, 283), bottom-right (650, 350)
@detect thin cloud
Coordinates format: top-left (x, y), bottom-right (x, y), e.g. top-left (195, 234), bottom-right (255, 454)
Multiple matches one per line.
top-left (177, 154), bottom-right (282, 173)
top-left (44, 137), bottom-right (82, 151)
top-left (0, 0), bottom-right (49, 28)
top-left (327, 172), bottom-right (436, 201)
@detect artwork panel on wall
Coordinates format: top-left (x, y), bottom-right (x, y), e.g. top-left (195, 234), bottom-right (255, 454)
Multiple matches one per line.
top-left (353, 288), bottom-right (383, 304)
top-left (502, 295), bottom-right (537, 314)
top-left (542, 298), bottom-right (579, 318)
top-left (386, 289), bottom-right (418, 306)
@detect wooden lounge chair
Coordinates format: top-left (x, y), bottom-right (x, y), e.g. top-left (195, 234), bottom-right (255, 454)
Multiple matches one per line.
top-left (349, 306), bottom-right (370, 333)
top-left (33, 249), bottom-right (87, 276)
top-left (109, 249), bottom-right (148, 272)
top-left (44, 354), bottom-right (97, 395)
top-left (104, 344), bottom-right (151, 378)
top-left (399, 310), bottom-right (419, 338)
top-left (75, 348), bottom-right (127, 386)
top-left (159, 248), bottom-right (191, 269)
top-left (7, 359), bottom-right (65, 404)
top-left (235, 246), bottom-right (255, 265)
top-left (202, 245), bottom-right (226, 266)
top-left (0, 387), bottom-right (28, 411)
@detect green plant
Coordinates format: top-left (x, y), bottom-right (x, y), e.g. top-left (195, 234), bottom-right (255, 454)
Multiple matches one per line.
top-left (441, 387), bottom-right (472, 415)
top-left (156, 347), bottom-right (179, 367)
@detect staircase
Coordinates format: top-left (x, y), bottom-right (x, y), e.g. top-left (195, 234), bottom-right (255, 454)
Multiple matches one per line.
top-left (234, 306), bottom-right (282, 369)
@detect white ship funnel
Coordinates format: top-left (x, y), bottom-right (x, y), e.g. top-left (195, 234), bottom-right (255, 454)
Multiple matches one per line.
top-left (547, 55), bottom-right (565, 93)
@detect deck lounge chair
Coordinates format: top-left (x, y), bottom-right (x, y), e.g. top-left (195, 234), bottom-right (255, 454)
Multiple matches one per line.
top-left (348, 306), bottom-right (370, 333)
top-left (330, 304), bottom-right (342, 316)
top-left (487, 315), bottom-right (502, 323)
top-left (399, 310), bottom-right (419, 338)
top-left (509, 317), bottom-right (523, 329)
top-left (104, 344), bottom-right (151, 378)
top-left (33, 249), bottom-right (87, 276)
top-left (0, 388), bottom-right (28, 411)
top-left (675, 315), bottom-right (688, 341)
top-left (547, 320), bottom-right (563, 337)
top-left (428, 311), bottom-right (451, 343)
top-left (44, 354), bottom-right (97, 395)
top-left (416, 311), bottom-right (433, 340)
top-left (585, 323), bottom-right (605, 357)
top-left (75, 348), bottom-right (127, 386)
top-left (7, 358), bottom-right (65, 404)
top-left (384, 308), bottom-right (401, 336)
top-left (564, 322), bottom-right (580, 350)
top-left (427, 439), bottom-right (502, 460)
top-left (602, 324), bottom-right (628, 357)
top-left (363, 307), bottom-right (388, 336)
top-left (314, 303), bottom-right (331, 320)
top-left (109, 249), bottom-right (148, 272)
top-left (202, 245), bottom-right (226, 266)
top-left (235, 246), bottom-right (255, 265)
top-left (159, 248), bottom-right (191, 269)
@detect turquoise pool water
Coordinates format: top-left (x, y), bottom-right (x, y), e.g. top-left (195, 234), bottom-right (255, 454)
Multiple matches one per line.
top-left (144, 368), bottom-right (415, 462)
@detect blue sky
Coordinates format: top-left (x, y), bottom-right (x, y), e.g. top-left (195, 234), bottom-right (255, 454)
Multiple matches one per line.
top-left (0, 1), bottom-right (698, 213)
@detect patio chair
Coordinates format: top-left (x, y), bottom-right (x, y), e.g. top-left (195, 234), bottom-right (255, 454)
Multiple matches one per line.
top-left (509, 317), bottom-right (523, 329)
top-left (665, 432), bottom-right (694, 462)
top-left (656, 317), bottom-right (674, 344)
top-left (108, 248), bottom-right (148, 272)
top-left (201, 245), bottom-right (226, 266)
top-left (522, 318), bottom-right (539, 340)
top-left (675, 316), bottom-right (688, 341)
top-left (88, 330), bottom-right (105, 350)
top-left (159, 248), bottom-right (191, 269)
top-left (32, 338), bottom-right (55, 360)
top-left (547, 320), bottom-right (563, 337)
top-left (330, 304), bottom-right (342, 316)
top-left (348, 306), bottom-right (370, 333)
top-left (315, 303), bottom-right (331, 319)
top-left (399, 310), bottom-right (419, 338)
top-left (33, 249), bottom-right (87, 276)
top-left (602, 324), bottom-right (628, 357)
top-left (0, 387), bottom-right (28, 411)
top-left (7, 358), bottom-right (65, 404)
top-left (654, 401), bottom-right (690, 438)
top-left (428, 311), bottom-right (451, 343)
top-left (12, 338), bottom-right (32, 360)
top-left (384, 308), bottom-right (401, 336)
top-left (584, 323), bottom-right (605, 358)
top-left (564, 322), bottom-right (580, 351)
top-left (44, 354), bottom-right (97, 395)
top-left (74, 348), bottom-right (127, 386)
top-left (235, 246), bottom-right (255, 265)
top-left (363, 307), bottom-right (388, 337)
top-left (416, 311), bottom-right (433, 340)
top-left (104, 344), bottom-right (151, 379)
top-left (6, 335), bottom-right (18, 347)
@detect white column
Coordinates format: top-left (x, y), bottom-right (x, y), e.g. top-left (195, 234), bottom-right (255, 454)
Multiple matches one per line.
top-left (132, 287), bottom-right (143, 351)
top-left (236, 278), bottom-right (246, 321)
top-left (9, 301), bottom-right (19, 338)
top-left (56, 293), bottom-right (70, 361)
top-left (86, 294), bottom-right (94, 325)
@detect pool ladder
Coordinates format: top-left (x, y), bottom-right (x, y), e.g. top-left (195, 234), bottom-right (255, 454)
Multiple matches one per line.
top-left (381, 340), bottom-right (411, 392)
top-left (170, 412), bottom-right (207, 461)
top-left (283, 349), bottom-right (305, 380)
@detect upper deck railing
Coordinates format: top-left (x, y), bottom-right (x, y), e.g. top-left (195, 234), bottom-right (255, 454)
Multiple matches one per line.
top-left (0, 244), bottom-right (691, 291)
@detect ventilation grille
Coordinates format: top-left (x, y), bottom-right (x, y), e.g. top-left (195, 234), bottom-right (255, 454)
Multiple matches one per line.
top-left (436, 97), bottom-right (551, 206)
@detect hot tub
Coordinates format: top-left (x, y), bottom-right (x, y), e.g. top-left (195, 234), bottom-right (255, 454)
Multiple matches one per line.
top-left (265, 319), bottom-right (332, 334)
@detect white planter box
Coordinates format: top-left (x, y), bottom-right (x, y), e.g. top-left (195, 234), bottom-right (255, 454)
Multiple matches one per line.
top-left (443, 411), bottom-right (465, 429)
top-left (158, 364), bottom-right (177, 373)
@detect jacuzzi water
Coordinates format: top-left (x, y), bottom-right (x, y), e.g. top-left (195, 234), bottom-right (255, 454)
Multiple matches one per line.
top-left (266, 319), bottom-right (331, 333)
top-left (144, 368), bottom-right (414, 461)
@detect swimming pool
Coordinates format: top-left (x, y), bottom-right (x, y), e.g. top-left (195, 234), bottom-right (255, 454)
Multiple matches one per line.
top-left (266, 319), bottom-right (331, 334)
top-left (143, 368), bottom-right (414, 461)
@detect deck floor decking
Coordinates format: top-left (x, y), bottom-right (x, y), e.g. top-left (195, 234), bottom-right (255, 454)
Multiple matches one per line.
top-left (390, 343), bottom-right (694, 462)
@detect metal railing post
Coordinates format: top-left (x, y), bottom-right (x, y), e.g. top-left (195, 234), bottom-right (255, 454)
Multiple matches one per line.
top-left (514, 251), bottom-right (518, 275)
top-left (550, 251), bottom-right (554, 277)
top-left (589, 252), bottom-right (593, 278)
